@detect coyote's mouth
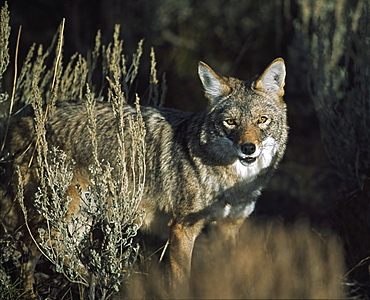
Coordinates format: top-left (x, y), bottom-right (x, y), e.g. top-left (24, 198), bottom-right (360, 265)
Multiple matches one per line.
top-left (239, 156), bottom-right (257, 166)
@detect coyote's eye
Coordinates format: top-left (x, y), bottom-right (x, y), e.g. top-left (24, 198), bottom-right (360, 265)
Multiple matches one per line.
top-left (224, 119), bottom-right (237, 127)
top-left (258, 116), bottom-right (268, 124)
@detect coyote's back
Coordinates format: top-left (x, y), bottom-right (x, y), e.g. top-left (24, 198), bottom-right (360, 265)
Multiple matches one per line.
top-left (0, 58), bottom-right (288, 297)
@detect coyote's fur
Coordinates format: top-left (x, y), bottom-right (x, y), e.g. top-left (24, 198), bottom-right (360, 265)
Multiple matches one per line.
top-left (0, 58), bottom-right (287, 296)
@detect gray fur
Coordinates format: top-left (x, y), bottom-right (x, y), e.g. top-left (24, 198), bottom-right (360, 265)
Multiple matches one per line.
top-left (1, 58), bottom-right (288, 296)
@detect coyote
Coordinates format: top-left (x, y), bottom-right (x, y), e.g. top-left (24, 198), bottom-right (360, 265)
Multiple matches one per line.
top-left (0, 58), bottom-right (287, 296)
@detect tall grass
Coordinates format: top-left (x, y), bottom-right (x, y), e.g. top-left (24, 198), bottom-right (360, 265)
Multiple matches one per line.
top-left (124, 219), bottom-right (346, 299)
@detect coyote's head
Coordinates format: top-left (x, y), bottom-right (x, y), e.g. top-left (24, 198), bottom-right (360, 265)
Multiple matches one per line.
top-left (198, 58), bottom-right (287, 177)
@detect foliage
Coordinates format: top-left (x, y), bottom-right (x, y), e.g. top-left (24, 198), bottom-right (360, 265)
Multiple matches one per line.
top-left (0, 1), bottom-right (10, 87)
top-left (294, 0), bottom-right (370, 186)
top-left (292, 0), bottom-right (370, 295)
top-left (0, 2), bottom-right (165, 298)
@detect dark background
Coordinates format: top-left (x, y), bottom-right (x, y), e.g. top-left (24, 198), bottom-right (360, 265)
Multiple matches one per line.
top-left (2, 0), bottom-right (369, 294)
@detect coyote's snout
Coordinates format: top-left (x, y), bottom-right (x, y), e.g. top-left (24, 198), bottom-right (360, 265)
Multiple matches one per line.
top-left (0, 58), bottom-right (288, 297)
top-left (232, 122), bottom-right (277, 165)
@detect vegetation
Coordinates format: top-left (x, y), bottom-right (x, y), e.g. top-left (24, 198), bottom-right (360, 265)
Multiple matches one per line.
top-left (294, 0), bottom-right (370, 186)
top-left (0, 3), bottom-right (158, 298)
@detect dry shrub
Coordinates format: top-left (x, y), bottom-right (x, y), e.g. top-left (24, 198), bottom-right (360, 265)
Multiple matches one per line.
top-left (292, 1), bottom-right (370, 295)
top-left (335, 179), bottom-right (370, 297)
top-left (293, 0), bottom-right (370, 186)
top-left (0, 2), bottom-right (164, 298)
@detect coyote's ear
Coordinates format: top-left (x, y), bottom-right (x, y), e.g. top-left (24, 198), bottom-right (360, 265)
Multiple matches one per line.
top-left (254, 58), bottom-right (286, 97)
top-left (198, 61), bottom-right (231, 102)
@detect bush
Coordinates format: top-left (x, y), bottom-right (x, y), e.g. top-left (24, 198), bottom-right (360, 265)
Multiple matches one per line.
top-left (0, 3), bottom-right (165, 298)
top-left (293, 0), bottom-right (370, 186)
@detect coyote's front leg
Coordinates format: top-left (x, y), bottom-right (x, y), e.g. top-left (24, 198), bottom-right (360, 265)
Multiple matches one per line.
top-left (212, 216), bottom-right (246, 246)
top-left (168, 221), bottom-right (202, 298)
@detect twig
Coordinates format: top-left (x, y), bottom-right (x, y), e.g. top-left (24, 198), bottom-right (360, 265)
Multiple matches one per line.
top-left (159, 239), bottom-right (169, 262)
top-left (27, 19), bottom-right (65, 168)
top-left (341, 256), bottom-right (370, 280)
top-left (0, 25), bottom-right (21, 152)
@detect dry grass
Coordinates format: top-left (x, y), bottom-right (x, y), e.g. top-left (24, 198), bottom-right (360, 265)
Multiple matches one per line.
top-left (124, 219), bottom-right (346, 299)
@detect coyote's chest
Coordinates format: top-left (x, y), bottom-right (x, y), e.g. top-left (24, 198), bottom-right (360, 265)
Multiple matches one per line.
top-left (196, 161), bottom-right (263, 206)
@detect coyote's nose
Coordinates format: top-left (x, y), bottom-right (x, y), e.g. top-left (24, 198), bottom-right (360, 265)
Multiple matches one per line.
top-left (241, 143), bottom-right (256, 155)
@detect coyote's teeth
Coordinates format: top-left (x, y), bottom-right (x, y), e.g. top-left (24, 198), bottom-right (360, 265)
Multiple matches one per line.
top-left (240, 157), bottom-right (257, 166)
